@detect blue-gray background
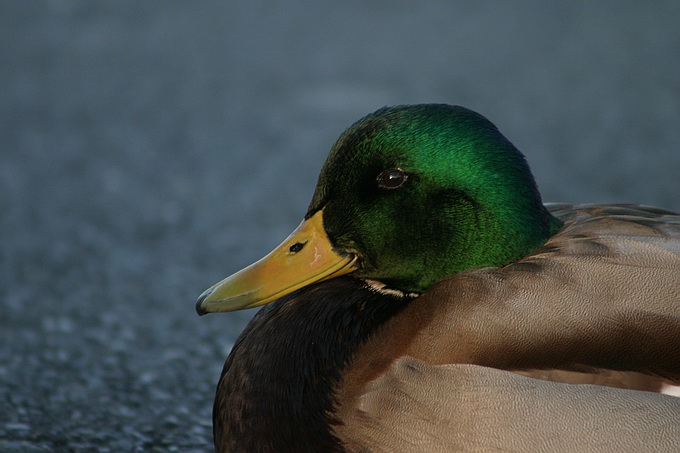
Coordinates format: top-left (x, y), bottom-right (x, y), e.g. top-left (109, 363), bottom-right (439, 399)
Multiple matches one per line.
top-left (1, 2), bottom-right (678, 451)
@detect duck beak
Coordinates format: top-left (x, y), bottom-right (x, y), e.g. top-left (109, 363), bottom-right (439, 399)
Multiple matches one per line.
top-left (196, 209), bottom-right (358, 314)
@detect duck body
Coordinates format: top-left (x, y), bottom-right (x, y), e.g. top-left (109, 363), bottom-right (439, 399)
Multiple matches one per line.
top-left (197, 105), bottom-right (680, 451)
top-left (214, 203), bottom-right (680, 452)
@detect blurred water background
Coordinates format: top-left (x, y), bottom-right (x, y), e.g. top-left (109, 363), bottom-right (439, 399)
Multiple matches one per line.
top-left (1, 1), bottom-right (678, 451)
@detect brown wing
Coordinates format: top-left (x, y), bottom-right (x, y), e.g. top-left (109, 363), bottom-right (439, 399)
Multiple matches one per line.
top-left (334, 357), bottom-right (680, 452)
top-left (335, 204), bottom-right (680, 424)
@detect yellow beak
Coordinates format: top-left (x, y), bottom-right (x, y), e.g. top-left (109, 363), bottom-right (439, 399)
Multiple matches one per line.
top-left (196, 209), bottom-right (358, 314)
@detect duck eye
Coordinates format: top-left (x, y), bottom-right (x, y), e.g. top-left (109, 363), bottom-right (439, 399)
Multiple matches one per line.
top-left (376, 168), bottom-right (408, 189)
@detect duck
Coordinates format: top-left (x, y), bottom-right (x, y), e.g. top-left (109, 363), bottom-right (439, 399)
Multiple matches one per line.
top-left (196, 104), bottom-right (680, 452)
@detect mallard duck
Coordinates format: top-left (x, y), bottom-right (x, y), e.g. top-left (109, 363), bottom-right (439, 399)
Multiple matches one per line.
top-left (196, 104), bottom-right (680, 452)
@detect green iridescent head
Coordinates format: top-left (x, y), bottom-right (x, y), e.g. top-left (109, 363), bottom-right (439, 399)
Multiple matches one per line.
top-left (307, 104), bottom-right (561, 293)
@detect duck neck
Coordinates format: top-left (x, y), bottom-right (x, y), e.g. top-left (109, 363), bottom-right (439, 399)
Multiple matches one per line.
top-left (213, 277), bottom-right (410, 452)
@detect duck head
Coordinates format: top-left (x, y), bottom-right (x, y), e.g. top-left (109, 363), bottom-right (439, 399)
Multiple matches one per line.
top-left (197, 104), bottom-right (561, 314)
